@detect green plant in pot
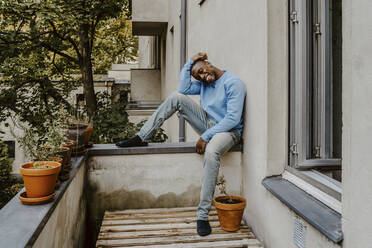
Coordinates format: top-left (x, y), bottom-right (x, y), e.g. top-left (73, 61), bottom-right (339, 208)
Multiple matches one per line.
top-left (43, 121), bottom-right (71, 181)
top-left (11, 121), bottom-right (65, 200)
top-left (213, 175), bottom-right (247, 231)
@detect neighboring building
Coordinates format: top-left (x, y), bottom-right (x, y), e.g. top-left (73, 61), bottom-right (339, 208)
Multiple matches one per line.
top-left (131, 0), bottom-right (372, 248)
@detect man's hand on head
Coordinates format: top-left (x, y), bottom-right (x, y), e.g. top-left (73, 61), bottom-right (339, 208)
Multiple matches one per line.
top-left (191, 52), bottom-right (208, 62)
top-left (196, 137), bottom-right (207, 154)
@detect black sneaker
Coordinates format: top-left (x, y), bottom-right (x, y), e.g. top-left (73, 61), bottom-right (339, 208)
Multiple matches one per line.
top-left (197, 220), bottom-right (211, 236)
top-left (115, 135), bottom-right (148, 148)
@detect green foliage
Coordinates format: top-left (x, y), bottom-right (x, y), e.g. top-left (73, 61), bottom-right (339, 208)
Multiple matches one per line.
top-left (0, 0), bottom-right (138, 127)
top-left (93, 13), bottom-right (138, 74)
top-left (0, 139), bottom-right (23, 209)
top-left (91, 89), bottom-right (167, 144)
top-left (10, 119), bottom-right (66, 161)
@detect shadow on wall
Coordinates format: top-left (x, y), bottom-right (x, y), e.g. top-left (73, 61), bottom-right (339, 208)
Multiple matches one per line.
top-left (85, 182), bottom-right (201, 247)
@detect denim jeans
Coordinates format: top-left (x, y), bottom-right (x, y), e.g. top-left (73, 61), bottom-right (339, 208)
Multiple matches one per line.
top-left (138, 92), bottom-right (241, 220)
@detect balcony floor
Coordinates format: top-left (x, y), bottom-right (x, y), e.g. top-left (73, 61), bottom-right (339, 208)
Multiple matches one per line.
top-left (96, 207), bottom-right (262, 247)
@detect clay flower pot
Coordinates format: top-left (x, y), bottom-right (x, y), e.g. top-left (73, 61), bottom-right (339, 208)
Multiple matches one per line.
top-left (62, 140), bottom-right (74, 168)
top-left (55, 146), bottom-right (70, 171)
top-left (66, 123), bottom-right (88, 152)
top-left (85, 125), bottom-right (93, 146)
top-left (20, 161), bottom-right (61, 198)
top-left (213, 195), bottom-right (247, 231)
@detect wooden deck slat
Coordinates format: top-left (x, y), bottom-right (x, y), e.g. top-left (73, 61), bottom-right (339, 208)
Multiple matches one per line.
top-left (98, 227), bottom-right (252, 240)
top-left (97, 207), bottom-right (262, 248)
top-left (96, 233), bottom-right (256, 247)
top-left (104, 211), bottom-right (218, 220)
top-left (97, 239), bottom-right (262, 248)
top-left (100, 221), bottom-right (228, 232)
top-left (102, 215), bottom-right (220, 226)
top-left (105, 206), bottom-right (205, 215)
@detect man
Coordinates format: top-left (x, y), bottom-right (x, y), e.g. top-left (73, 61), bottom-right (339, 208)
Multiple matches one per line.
top-left (116, 52), bottom-right (246, 236)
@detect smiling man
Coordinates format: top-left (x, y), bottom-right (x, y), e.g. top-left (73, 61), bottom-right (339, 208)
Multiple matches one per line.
top-left (116, 52), bottom-right (246, 236)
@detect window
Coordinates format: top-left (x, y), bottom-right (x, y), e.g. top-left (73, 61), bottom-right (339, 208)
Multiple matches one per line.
top-left (289, 0), bottom-right (342, 183)
top-left (4, 140), bottom-right (15, 158)
top-left (76, 94), bottom-right (85, 106)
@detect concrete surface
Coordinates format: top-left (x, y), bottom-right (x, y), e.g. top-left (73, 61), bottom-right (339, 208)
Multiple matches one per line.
top-left (342, 1), bottom-right (372, 247)
top-left (131, 69), bottom-right (161, 101)
top-left (132, 0), bottom-right (168, 35)
top-left (0, 157), bottom-right (86, 248)
top-left (132, 0), bottom-right (344, 247)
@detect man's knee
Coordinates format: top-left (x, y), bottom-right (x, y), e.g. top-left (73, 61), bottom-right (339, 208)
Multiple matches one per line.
top-left (204, 145), bottom-right (221, 162)
top-left (168, 91), bottom-right (184, 100)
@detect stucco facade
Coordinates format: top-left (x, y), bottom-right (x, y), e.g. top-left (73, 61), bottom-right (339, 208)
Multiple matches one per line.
top-left (131, 0), bottom-right (372, 247)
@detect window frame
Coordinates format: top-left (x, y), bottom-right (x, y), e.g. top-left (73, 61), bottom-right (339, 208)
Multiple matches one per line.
top-left (289, 0), bottom-right (341, 170)
top-left (288, 0), bottom-right (342, 202)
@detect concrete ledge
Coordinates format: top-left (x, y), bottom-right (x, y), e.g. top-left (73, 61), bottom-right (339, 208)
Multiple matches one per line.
top-left (88, 142), bottom-right (243, 156)
top-left (262, 176), bottom-right (343, 243)
top-left (0, 156), bottom-right (86, 248)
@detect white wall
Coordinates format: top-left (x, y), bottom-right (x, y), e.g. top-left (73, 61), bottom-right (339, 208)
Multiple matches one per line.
top-left (342, 1), bottom-right (372, 247)
top-left (149, 0), bottom-right (341, 247)
top-left (130, 69), bottom-right (161, 102)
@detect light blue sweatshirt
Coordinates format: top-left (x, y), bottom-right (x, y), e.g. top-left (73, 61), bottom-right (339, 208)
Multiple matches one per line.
top-left (178, 60), bottom-right (246, 142)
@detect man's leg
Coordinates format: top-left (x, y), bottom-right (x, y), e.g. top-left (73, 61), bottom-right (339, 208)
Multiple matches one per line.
top-left (138, 92), bottom-right (210, 141)
top-left (196, 131), bottom-right (240, 235)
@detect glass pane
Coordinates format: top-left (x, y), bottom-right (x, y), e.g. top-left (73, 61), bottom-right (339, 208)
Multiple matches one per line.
top-left (332, 0), bottom-right (342, 158)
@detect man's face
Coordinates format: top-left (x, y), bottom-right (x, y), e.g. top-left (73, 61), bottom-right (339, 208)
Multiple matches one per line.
top-left (191, 61), bottom-right (216, 84)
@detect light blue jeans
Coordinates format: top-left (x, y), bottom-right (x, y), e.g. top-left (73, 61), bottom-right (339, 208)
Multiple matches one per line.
top-left (138, 92), bottom-right (241, 220)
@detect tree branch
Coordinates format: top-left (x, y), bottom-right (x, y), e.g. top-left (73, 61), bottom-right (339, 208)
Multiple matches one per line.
top-left (48, 20), bottom-right (81, 60)
top-left (39, 42), bottom-right (79, 64)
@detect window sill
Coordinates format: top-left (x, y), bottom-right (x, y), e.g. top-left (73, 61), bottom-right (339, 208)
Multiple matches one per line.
top-left (262, 176), bottom-right (343, 243)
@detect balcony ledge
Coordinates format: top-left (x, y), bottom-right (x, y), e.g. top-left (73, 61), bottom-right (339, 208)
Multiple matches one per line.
top-left (0, 156), bottom-right (86, 248)
top-left (88, 142), bottom-right (243, 156)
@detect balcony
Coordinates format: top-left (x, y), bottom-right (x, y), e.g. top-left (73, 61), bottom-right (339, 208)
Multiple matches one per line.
top-left (0, 142), bottom-right (245, 247)
top-left (132, 0), bottom-right (168, 36)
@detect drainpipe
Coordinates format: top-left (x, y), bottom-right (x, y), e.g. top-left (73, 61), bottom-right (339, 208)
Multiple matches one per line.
top-left (179, 0), bottom-right (187, 142)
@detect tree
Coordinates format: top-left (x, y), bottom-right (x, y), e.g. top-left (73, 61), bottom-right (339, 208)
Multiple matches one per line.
top-left (0, 0), bottom-right (135, 119)
top-left (93, 12), bottom-right (138, 74)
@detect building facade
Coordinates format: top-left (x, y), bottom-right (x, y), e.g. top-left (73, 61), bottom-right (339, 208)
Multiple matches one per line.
top-left (131, 0), bottom-right (372, 247)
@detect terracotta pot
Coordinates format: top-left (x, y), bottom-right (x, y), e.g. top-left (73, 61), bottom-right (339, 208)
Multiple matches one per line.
top-left (20, 161), bottom-right (61, 198)
top-left (65, 124), bottom-right (88, 151)
top-left (55, 147), bottom-right (69, 171)
top-left (62, 140), bottom-right (74, 168)
top-left (50, 157), bottom-right (63, 187)
top-left (213, 195), bottom-right (246, 231)
top-left (85, 125), bottom-right (93, 145)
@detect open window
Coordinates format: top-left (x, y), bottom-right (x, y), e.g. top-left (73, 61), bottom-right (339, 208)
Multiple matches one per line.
top-left (288, 0), bottom-right (342, 199)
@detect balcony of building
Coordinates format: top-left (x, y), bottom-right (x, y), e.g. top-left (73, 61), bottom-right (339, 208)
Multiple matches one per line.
top-left (131, 0), bottom-right (168, 36)
top-left (0, 142), bottom-right (263, 247)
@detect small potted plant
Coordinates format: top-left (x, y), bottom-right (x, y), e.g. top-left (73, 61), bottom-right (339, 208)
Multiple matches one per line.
top-left (62, 105), bottom-right (89, 154)
top-left (11, 121), bottom-right (64, 201)
top-left (20, 160), bottom-right (61, 198)
top-left (214, 175), bottom-right (247, 231)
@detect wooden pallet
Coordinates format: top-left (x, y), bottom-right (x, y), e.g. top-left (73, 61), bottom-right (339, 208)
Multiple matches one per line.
top-left (96, 206), bottom-right (263, 248)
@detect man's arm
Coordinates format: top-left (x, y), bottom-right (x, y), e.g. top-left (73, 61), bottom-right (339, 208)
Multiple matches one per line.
top-left (201, 79), bottom-right (246, 142)
top-left (178, 52), bottom-right (208, 95)
top-left (178, 60), bottom-right (201, 95)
